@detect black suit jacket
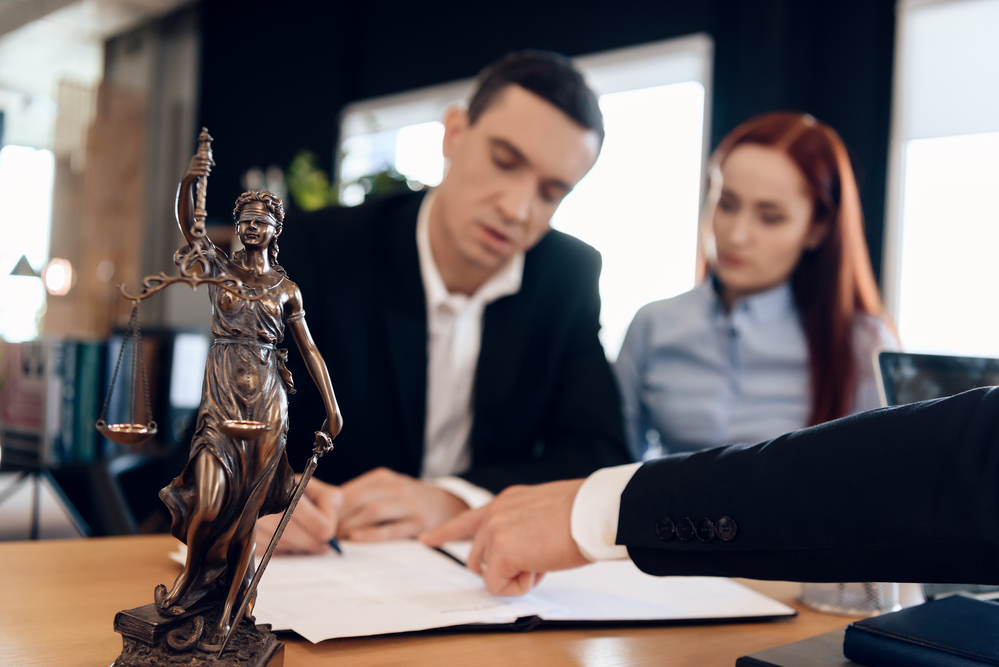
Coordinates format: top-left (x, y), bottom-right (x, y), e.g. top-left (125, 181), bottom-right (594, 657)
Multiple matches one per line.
top-left (619, 386), bottom-right (999, 584)
top-left (278, 191), bottom-right (629, 491)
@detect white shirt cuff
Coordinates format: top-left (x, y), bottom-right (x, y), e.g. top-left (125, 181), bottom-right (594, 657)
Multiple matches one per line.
top-left (570, 462), bottom-right (643, 562)
top-left (426, 476), bottom-right (495, 510)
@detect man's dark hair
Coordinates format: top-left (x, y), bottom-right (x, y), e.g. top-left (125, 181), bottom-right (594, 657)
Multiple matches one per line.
top-left (467, 50), bottom-right (604, 144)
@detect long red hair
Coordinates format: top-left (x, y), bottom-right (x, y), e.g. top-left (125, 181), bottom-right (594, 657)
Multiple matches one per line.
top-left (699, 112), bottom-right (894, 426)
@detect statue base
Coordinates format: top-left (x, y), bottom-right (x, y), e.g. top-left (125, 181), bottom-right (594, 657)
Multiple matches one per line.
top-left (112, 602), bottom-right (284, 667)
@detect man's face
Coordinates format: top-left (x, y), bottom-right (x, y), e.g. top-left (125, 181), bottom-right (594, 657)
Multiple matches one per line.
top-left (434, 85), bottom-right (601, 277)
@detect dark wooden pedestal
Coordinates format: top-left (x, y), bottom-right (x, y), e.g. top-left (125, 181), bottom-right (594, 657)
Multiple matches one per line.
top-left (113, 603), bottom-right (284, 667)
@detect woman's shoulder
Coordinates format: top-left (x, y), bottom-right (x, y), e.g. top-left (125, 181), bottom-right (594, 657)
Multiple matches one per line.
top-left (632, 282), bottom-right (715, 327)
top-left (622, 282), bottom-right (716, 355)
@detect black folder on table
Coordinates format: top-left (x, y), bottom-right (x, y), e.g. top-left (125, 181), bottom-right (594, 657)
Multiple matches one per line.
top-left (738, 597), bottom-right (999, 666)
top-left (842, 596), bottom-right (999, 667)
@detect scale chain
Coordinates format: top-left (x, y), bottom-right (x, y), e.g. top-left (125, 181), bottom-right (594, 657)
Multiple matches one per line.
top-left (97, 303), bottom-right (153, 429)
top-left (135, 305), bottom-right (152, 426)
top-left (98, 305), bottom-right (138, 424)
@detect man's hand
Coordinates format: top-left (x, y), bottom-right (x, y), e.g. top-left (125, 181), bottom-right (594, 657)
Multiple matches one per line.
top-left (420, 479), bottom-right (590, 596)
top-left (256, 476), bottom-right (343, 554)
top-left (337, 467), bottom-right (468, 541)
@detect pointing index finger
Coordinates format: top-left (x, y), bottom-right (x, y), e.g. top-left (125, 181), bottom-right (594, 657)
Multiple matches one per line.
top-left (420, 506), bottom-right (487, 547)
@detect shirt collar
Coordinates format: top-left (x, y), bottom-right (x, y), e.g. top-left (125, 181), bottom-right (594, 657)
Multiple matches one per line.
top-left (709, 274), bottom-right (795, 323)
top-left (416, 189), bottom-right (524, 312)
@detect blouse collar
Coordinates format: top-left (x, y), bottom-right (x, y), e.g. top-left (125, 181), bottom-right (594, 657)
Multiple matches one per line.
top-left (708, 275), bottom-right (796, 323)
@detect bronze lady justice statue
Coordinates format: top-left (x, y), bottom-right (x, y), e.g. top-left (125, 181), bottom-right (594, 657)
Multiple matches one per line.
top-left (153, 146), bottom-right (342, 649)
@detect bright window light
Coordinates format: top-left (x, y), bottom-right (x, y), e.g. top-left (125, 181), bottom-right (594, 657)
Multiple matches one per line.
top-left (340, 129), bottom-right (398, 185)
top-left (884, 0), bottom-right (999, 358)
top-left (0, 145), bottom-right (54, 342)
top-left (395, 121), bottom-right (444, 186)
top-left (553, 81), bottom-right (705, 358)
top-left (896, 132), bottom-right (999, 356)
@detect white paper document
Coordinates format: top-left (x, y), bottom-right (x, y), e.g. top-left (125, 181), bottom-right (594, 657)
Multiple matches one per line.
top-left (439, 540), bottom-right (796, 623)
top-left (171, 540), bottom-right (794, 643)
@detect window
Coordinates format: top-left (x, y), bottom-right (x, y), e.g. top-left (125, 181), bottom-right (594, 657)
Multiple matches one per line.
top-left (883, 0), bottom-right (999, 357)
top-left (0, 145), bottom-right (54, 342)
top-left (338, 35), bottom-right (713, 358)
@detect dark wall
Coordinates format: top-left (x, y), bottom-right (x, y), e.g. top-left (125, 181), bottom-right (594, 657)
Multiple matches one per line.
top-left (199, 0), bottom-right (896, 279)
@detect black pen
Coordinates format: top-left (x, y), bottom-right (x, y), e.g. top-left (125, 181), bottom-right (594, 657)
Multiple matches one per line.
top-left (329, 537), bottom-right (343, 556)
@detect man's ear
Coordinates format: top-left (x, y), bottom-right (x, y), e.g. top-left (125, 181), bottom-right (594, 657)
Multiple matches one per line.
top-left (441, 104), bottom-right (469, 160)
top-left (804, 218), bottom-right (831, 250)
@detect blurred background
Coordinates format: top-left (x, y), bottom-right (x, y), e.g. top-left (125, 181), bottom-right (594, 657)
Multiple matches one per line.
top-left (0, 0), bottom-right (996, 537)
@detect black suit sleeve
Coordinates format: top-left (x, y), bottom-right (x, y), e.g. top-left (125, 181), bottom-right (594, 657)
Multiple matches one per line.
top-left (617, 388), bottom-right (999, 584)
top-left (618, 386), bottom-right (999, 585)
top-left (461, 246), bottom-right (631, 492)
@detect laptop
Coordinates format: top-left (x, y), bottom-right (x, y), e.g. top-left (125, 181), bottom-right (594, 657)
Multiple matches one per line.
top-left (876, 350), bottom-right (999, 600)
top-left (876, 350), bottom-right (999, 408)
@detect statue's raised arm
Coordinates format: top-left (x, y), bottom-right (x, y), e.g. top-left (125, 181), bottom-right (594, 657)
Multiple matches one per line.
top-left (175, 128), bottom-right (215, 247)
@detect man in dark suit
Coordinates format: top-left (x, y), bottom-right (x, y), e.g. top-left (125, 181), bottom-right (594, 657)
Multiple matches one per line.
top-left (260, 51), bottom-right (629, 552)
top-left (425, 387), bottom-right (999, 595)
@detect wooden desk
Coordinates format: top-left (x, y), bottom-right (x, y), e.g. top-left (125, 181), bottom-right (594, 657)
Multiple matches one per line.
top-left (0, 535), bottom-right (857, 666)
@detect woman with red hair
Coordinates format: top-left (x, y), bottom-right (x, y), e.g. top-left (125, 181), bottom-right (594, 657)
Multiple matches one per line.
top-left (616, 112), bottom-right (897, 460)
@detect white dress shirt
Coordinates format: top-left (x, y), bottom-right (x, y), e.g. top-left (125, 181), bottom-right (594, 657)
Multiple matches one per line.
top-left (416, 190), bottom-right (525, 509)
top-left (570, 462), bottom-right (641, 561)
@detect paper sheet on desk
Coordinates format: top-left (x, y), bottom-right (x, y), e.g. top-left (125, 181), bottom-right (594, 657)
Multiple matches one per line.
top-left (438, 541), bottom-right (796, 623)
top-left (171, 540), bottom-right (794, 643)
top-left (171, 541), bottom-right (555, 642)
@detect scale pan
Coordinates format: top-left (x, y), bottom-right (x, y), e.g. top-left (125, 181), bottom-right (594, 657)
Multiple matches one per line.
top-left (220, 420), bottom-right (271, 440)
top-left (96, 420), bottom-right (158, 446)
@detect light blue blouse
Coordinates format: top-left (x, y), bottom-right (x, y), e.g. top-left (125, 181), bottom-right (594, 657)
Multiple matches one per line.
top-left (614, 279), bottom-right (898, 460)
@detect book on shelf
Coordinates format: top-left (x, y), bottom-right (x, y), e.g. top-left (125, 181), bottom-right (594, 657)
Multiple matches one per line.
top-left (0, 339), bottom-right (107, 467)
top-left (0, 339), bottom-right (70, 467)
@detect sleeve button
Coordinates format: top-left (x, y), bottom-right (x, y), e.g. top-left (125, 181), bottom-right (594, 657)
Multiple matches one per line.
top-left (695, 517), bottom-right (716, 542)
top-left (655, 517), bottom-right (675, 541)
top-left (716, 516), bottom-right (738, 541)
top-left (676, 517), bottom-right (695, 541)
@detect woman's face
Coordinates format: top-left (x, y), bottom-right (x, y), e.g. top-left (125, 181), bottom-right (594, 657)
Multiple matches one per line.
top-left (711, 144), bottom-right (828, 304)
top-left (237, 201), bottom-right (279, 249)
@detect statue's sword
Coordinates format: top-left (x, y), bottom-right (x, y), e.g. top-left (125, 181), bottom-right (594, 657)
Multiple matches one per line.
top-left (217, 429), bottom-right (334, 658)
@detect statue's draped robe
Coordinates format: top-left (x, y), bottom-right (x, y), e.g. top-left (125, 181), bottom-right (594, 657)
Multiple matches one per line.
top-left (160, 247), bottom-right (297, 610)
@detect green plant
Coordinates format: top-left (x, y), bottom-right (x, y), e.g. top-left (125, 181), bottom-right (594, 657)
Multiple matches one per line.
top-left (286, 150), bottom-right (337, 211)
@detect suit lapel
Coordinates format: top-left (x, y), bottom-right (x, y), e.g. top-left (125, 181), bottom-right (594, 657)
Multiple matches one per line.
top-left (375, 193), bottom-right (428, 474)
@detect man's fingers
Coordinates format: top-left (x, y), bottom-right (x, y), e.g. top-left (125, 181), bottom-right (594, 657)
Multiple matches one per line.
top-left (420, 507), bottom-right (487, 546)
top-left (339, 479), bottom-right (403, 523)
top-left (258, 514), bottom-right (330, 555)
top-left (257, 489), bottom-right (337, 555)
top-left (277, 521), bottom-right (332, 554)
top-left (346, 519), bottom-right (421, 542)
top-left (338, 501), bottom-right (410, 535)
top-left (305, 478), bottom-right (344, 515)
top-left (483, 558), bottom-right (541, 597)
top-left (340, 467), bottom-right (399, 500)
top-left (287, 491), bottom-right (338, 541)
top-left (465, 522), bottom-right (490, 576)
